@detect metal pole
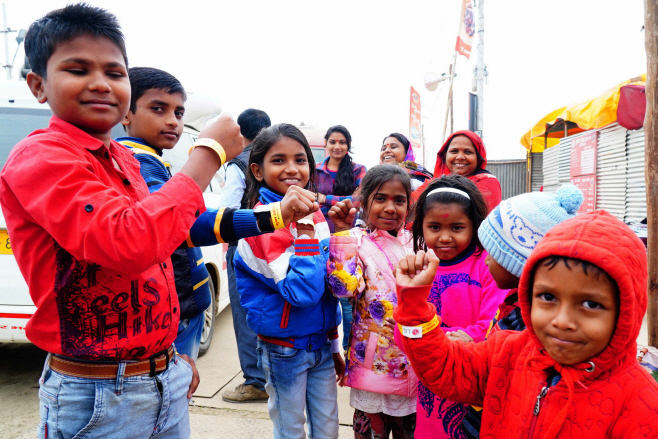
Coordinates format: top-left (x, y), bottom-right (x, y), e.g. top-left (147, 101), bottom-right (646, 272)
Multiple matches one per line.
top-left (475, 0), bottom-right (485, 136)
top-left (450, 85), bottom-right (454, 135)
top-left (526, 149), bottom-right (532, 193)
top-left (421, 123), bottom-right (426, 168)
top-left (644, 0), bottom-right (658, 347)
top-left (3, 3), bottom-right (10, 80)
top-left (442, 51), bottom-right (458, 143)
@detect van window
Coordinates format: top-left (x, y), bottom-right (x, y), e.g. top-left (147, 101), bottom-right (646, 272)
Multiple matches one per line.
top-left (0, 107), bottom-right (126, 168)
top-left (162, 131), bottom-right (222, 194)
top-left (0, 108), bottom-right (52, 167)
top-left (311, 147), bottom-right (325, 165)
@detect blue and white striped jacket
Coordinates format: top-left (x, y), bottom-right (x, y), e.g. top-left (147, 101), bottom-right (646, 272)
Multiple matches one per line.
top-left (234, 188), bottom-right (340, 351)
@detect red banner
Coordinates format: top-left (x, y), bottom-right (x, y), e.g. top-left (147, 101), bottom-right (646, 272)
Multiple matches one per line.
top-left (409, 87), bottom-right (421, 151)
top-left (570, 131), bottom-right (598, 213)
top-left (455, 0), bottom-right (475, 59)
top-left (570, 175), bottom-right (597, 214)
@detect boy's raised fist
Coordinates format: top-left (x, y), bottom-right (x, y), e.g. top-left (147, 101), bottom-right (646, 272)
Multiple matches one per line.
top-left (396, 250), bottom-right (440, 287)
top-left (198, 113), bottom-right (244, 162)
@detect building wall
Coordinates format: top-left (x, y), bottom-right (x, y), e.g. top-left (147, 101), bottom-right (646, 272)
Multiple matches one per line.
top-left (539, 123), bottom-right (646, 223)
top-left (486, 159), bottom-right (526, 200)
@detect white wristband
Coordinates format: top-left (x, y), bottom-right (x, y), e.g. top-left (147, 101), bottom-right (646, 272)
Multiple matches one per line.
top-left (330, 338), bottom-right (341, 354)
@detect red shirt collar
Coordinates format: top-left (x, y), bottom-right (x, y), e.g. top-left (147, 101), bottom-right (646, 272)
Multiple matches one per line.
top-left (44, 115), bottom-right (109, 152)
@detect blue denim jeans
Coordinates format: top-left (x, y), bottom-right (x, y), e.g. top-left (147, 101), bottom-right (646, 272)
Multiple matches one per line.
top-left (175, 311), bottom-right (204, 362)
top-left (339, 298), bottom-right (352, 351)
top-left (257, 340), bottom-right (339, 439)
top-left (37, 351), bottom-right (193, 439)
top-left (227, 245), bottom-right (266, 390)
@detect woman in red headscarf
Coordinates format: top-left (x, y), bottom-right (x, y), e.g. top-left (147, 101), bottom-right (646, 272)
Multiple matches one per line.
top-left (412, 130), bottom-right (501, 212)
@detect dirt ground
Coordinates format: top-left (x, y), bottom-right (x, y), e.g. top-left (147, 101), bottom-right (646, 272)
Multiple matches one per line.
top-left (0, 342), bottom-right (46, 438)
top-left (0, 307), bottom-right (354, 439)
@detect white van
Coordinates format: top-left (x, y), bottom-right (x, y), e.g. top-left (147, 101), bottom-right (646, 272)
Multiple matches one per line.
top-left (0, 82), bottom-right (229, 355)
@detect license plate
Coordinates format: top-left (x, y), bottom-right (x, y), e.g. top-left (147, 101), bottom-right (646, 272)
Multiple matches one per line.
top-left (0, 230), bottom-right (12, 255)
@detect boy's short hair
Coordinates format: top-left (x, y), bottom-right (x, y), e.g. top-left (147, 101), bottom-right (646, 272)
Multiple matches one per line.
top-left (237, 109), bottom-right (271, 141)
top-left (24, 3), bottom-right (127, 78)
top-left (537, 256), bottom-right (620, 296)
top-left (128, 67), bottom-right (186, 113)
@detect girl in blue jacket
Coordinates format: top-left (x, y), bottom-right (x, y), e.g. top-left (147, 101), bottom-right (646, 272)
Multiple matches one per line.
top-left (233, 123), bottom-right (344, 439)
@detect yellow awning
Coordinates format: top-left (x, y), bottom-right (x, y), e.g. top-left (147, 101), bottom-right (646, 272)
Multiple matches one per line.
top-left (520, 74), bottom-right (646, 152)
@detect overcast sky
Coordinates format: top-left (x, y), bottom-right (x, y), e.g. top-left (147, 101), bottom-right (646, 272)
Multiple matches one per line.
top-left (2, 0), bottom-right (647, 171)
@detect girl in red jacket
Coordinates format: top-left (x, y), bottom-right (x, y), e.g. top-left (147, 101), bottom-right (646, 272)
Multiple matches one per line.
top-left (393, 210), bottom-right (658, 438)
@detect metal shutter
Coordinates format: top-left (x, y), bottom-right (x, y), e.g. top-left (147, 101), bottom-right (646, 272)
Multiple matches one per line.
top-left (595, 124), bottom-right (627, 220)
top-left (558, 137), bottom-right (572, 187)
top-left (625, 128), bottom-right (646, 223)
top-left (531, 152), bottom-right (543, 192)
top-left (486, 160), bottom-right (526, 200)
top-left (542, 144), bottom-right (560, 193)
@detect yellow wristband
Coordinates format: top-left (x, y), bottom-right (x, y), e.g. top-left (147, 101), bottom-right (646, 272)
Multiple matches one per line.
top-left (270, 202), bottom-right (285, 230)
top-left (189, 138), bottom-right (227, 166)
top-left (332, 230), bottom-right (351, 237)
top-left (398, 315), bottom-right (440, 338)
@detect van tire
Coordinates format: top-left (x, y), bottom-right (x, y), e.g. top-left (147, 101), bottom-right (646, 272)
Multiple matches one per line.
top-left (198, 276), bottom-right (216, 356)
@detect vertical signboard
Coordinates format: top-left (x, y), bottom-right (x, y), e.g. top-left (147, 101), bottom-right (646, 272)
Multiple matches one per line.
top-left (409, 87), bottom-right (422, 152)
top-left (455, 0), bottom-right (475, 59)
top-left (569, 131), bottom-right (598, 214)
top-left (570, 131), bottom-right (597, 176)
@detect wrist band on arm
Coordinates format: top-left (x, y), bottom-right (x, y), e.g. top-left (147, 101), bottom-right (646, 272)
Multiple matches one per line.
top-left (398, 315), bottom-right (440, 339)
top-left (330, 338), bottom-right (341, 354)
top-left (333, 230), bottom-right (351, 237)
top-left (189, 138), bottom-right (227, 166)
top-left (270, 202), bottom-right (285, 230)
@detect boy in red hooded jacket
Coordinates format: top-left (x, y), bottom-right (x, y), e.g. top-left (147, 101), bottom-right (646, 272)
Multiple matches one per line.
top-left (393, 210), bottom-right (658, 438)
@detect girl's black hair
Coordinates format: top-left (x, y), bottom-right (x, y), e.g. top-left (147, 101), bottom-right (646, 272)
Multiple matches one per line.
top-left (358, 164), bottom-right (412, 231)
top-left (325, 125), bottom-right (356, 196)
top-left (411, 174), bottom-right (488, 253)
top-left (382, 133), bottom-right (411, 155)
top-left (245, 123), bottom-right (317, 208)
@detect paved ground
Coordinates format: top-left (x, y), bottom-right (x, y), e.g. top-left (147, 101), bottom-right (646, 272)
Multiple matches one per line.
top-left (0, 307), bottom-right (650, 438)
top-left (0, 306), bottom-right (354, 439)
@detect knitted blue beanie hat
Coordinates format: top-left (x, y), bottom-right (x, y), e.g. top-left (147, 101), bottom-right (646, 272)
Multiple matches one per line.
top-left (477, 185), bottom-right (584, 278)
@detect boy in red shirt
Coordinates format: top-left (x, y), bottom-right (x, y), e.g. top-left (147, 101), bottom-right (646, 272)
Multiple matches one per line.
top-left (0, 4), bottom-right (316, 438)
top-left (394, 210), bottom-right (658, 438)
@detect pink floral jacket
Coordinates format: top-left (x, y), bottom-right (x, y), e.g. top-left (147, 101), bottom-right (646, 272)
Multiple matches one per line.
top-left (327, 228), bottom-right (417, 397)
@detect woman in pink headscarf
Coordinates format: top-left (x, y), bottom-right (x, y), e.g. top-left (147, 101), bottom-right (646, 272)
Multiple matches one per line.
top-left (411, 130), bottom-right (501, 213)
top-left (380, 133), bottom-right (433, 190)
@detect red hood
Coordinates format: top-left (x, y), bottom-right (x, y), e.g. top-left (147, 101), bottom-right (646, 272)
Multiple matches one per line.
top-left (518, 210), bottom-right (647, 377)
top-left (433, 130), bottom-right (488, 177)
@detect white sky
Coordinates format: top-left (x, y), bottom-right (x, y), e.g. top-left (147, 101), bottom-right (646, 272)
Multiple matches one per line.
top-left (2, 0), bottom-right (647, 171)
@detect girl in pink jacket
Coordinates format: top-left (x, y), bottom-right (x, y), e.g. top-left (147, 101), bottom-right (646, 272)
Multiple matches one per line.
top-left (403, 175), bottom-right (508, 438)
top-left (328, 164), bottom-right (417, 438)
